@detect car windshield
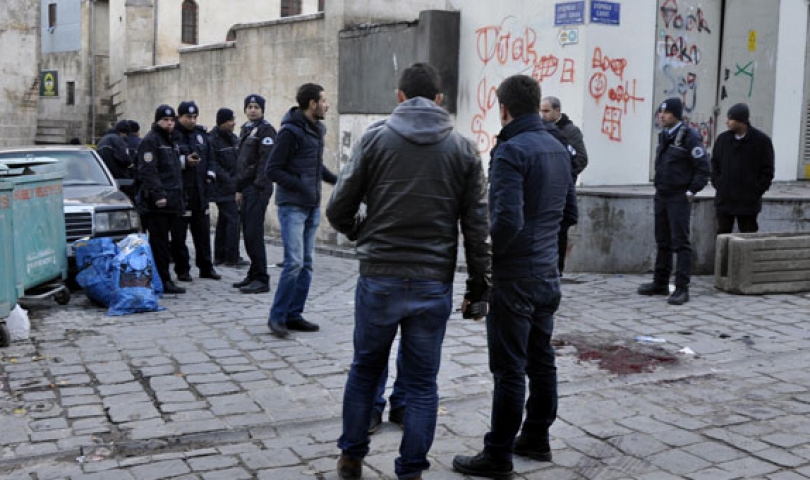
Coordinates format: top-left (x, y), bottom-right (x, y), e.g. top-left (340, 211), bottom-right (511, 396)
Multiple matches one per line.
top-left (0, 150), bottom-right (112, 187)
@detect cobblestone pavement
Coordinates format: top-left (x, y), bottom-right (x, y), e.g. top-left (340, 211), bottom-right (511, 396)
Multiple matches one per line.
top-left (3, 242), bottom-right (810, 479)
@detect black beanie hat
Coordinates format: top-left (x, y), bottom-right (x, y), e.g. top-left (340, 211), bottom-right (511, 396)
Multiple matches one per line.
top-left (177, 101), bottom-right (199, 117)
top-left (244, 94), bottom-right (266, 112)
top-left (154, 104), bottom-right (176, 122)
top-left (659, 97), bottom-right (684, 120)
top-left (127, 120), bottom-right (140, 133)
top-left (114, 120), bottom-right (130, 134)
top-left (727, 103), bottom-right (750, 124)
top-left (216, 108), bottom-right (235, 126)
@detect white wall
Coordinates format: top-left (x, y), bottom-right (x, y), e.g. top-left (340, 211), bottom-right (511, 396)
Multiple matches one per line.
top-left (450, 0), bottom-right (658, 185)
top-left (41, 0), bottom-right (82, 53)
top-left (773, 0), bottom-right (808, 181)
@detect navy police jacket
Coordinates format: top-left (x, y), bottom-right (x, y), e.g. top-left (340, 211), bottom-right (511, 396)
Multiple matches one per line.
top-left (266, 107), bottom-right (337, 207)
top-left (174, 124), bottom-right (214, 211)
top-left (136, 124), bottom-right (184, 215)
top-left (209, 126), bottom-right (240, 203)
top-left (236, 119), bottom-right (276, 193)
top-left (654, 123), bottom-right (710, 195)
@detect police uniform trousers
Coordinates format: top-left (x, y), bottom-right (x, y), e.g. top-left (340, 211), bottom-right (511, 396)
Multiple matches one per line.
top-left (171, 202), bottom-right (214, 276)
top-left (146, 212), bottom-right (175, 285)
top-left (653, 192), bottom-right (692, 288)
top-left (241, 185), bottom-right (271, 284)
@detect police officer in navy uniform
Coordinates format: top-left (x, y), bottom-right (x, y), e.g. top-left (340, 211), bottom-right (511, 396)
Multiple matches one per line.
top-left (171, 101), bottom-right (221, 282)
top-left (209, 108), bottom-right (247, 267)
top-left (136, 104), bottom-right (186, 294)
top-left (638, 98), bottom-right (710, 305)
top-left (233, 94), bottom-right (277, 294)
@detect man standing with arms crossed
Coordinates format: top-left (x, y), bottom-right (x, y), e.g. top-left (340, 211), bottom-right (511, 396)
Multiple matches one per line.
top-left (711, 103), bottom-right (774, 234)
top-left (540, 96), bottom-right (587, 275)
top-left (328, 63), bottom-right (491, 480)
top-left (233, 94), bottom-right (277, 294)
top-left (265, 83), bottom-right (337, 338)
top-left (452, 74), bottom-right (576, 478)
top-left (637, 98), bottom-right (710, 305)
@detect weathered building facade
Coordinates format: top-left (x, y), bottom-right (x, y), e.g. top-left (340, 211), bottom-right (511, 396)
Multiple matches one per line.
top-left (1, 0), bottom-right (40, 147)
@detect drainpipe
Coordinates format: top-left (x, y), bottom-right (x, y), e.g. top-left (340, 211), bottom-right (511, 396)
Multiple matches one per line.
top-left (153, 0), bottom-right (159, 65)
top-left (90, 0), bottom-right (96, 143)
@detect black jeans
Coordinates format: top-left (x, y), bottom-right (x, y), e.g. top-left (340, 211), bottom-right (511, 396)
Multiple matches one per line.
top-left (716, 212), bottom-right (758, 234)
top-left (145, 212), bottom-right (175, 284)
top-left (214, 200), bottom-right (240, 263)
top-left (484, 273), bottom-right (561, 460)
top-left (171, 209), bottom-right (213, 275)
top-left (654, 193), bottom-right (692, 288)
top-left (241, 185), bottom-right (271, 284)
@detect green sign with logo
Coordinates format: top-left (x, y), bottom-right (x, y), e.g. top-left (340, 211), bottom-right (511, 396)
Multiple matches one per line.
top-left (40, 70), bottom-right (59, 97)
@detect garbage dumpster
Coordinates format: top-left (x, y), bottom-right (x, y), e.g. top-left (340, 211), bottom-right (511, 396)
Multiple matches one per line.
top-left (0, 180), bottom-right (14, 346)
top-left (0, 164), bottom-right (70, 305)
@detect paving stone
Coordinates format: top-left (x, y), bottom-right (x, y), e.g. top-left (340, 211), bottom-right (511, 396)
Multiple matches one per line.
top-left (187, 454), bottom-right (239, 471)
top-left (67, 405), bottom-right (105, 419)
top-left (129, 459), bottom-right (191, 480)
top-left (108, 402), bottom-right (161, 423)
top-left (150, 375), bottom-right (190, 391)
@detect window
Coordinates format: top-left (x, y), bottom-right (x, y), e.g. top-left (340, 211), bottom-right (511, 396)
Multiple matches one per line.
top-left (66, 81), bottom-right (75, 105)
top-left (280, 0), bottom-right (301, 17)
top-left (48, 3), bottom-right (57, 29)
top-left (181, 0), bottom-right (198, 45)
top-left (318, 0), bottom-right (324, 12)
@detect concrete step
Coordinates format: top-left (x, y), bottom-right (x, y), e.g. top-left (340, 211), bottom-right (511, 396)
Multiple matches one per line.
top-left (715, 232), bottom-right (810, 294)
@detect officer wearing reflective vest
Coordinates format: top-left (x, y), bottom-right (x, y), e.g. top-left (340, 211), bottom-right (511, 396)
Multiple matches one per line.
top-left (638, 97), bottom-right (710, 306)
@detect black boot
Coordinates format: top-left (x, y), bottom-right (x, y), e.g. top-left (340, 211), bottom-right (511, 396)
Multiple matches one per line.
top-left (452, 451), bottom-right (513, 479)
top-left (668, 287), bottom-right (689, 305)
top-left (637, 282), bottom-right (669, 295)
top-left (163, 281), bottom-right (186, 294)
top-left (514, 435), bottom-right (552, 461)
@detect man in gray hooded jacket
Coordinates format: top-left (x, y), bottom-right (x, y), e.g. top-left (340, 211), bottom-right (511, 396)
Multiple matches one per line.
top-left (327, 62), bottom-right (491, 480)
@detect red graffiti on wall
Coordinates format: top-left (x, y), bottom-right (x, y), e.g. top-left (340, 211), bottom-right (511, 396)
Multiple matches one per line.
top-left (471, 77), bottom-right (499, 152)
top-left (560, 59), bottom-right (575, 83)
top-left (601, 106), bottom-right (622, 142)
top-left (475, 19), bottom-right (539, 66)
top-left (589, 47), bottom-right (645, 142)
top-left (589, 72), bottom-right (608, 103)
top-left (591, 47), bottom-right (627, 80)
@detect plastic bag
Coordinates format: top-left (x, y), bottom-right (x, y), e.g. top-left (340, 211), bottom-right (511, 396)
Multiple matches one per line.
top-left (75, 239), bottom-right (119, 307)
top-left (107, 234), bottom-right (163, 316)
top-left (7, 305), bottom-right (30, 342)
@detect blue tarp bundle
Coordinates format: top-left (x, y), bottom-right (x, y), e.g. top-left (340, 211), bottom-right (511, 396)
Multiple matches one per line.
top-left (74, 234), bottom-right (164, 316)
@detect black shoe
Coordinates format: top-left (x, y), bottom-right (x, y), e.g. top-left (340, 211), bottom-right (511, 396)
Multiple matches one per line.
top-left (286, 318), bottom-right (320, 332)
top-left (163, 281), bottom-right (186, 294)
top-left (368, 410), bottom-right (382, 434)
top-left (336, 455), bottom-right (362, 480)
top-left (240, 280), bottom-right (269, 294)
top-left (668, 287), bottom-right (689, 305)
top-left (224, 258), bottom-right (250, 268)
top-left (200, 269), bottom-right (221, 280)
top-left (514, 435), bottom-right (552, 462)
top-left (637, 282), bottom-right (669, 296)
top-left (213, 259), bottom-right (224, 266)
top-left (232, 277), bottom-right (252, 288)
top-left (452, 451), bottom-right (513, 479)
top-left (268, 319), bottom-right (289, 338)
top-left (177, 272), bottom-right (193, 282)
top-left (388, 406), bottom-right (405, 427)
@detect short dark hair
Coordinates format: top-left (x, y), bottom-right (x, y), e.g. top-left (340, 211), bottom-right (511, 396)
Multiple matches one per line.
top-left (398, 63), bottom-right (441, 100)
top-left (497, 75), bottom-right (541, 118)
top-left (296, 83), bottom-right (324, 110)
top-left (542, 96), bottom-right (561, 111)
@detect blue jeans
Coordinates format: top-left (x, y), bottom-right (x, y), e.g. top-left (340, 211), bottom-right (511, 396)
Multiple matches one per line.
top-left (269, 205), bottom-right (319, 323)
top-left (338, 276), bottom-right (452, 480)
top-left (484, 273), bottom-right (561, 460)
top-left (374, 343), bottom-right (405, 414)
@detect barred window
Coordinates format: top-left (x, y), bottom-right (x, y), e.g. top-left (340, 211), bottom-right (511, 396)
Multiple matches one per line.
top-left (281, 0), bottom-right (302, 17)
top-left (181, 0), bottom-right (198, 45)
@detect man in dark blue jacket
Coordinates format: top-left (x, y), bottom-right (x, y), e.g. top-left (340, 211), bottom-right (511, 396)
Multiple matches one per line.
top-left (97, 120), bottom-right (132, 180)
top-left (453, 74), bottom-right (577, 479)
top-left (171, 101), bottom-right (220, 282)
top-left (637, 97), bottom-right (710, 305)
top-left (265, 83), bottom-right (337, 337)
top-left (209, 108), bottom-right (246, 267)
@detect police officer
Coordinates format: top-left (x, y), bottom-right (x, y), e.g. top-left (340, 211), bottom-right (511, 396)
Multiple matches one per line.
top-left (638, 98), bottom-right (710, 305)
top-left (97, 120), bottom-right (132, 180)
top-left (136, 104), bottom-right (186, 295)
top-left (209, 108), bottom-right (246, 267)
top-left (233, 94), bottom-right (277, 294)
top-left (171, 101), bottom-right (221, 282)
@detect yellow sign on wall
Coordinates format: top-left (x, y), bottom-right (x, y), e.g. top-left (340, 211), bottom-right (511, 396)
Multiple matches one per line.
top-left (748, 30), bottom-right (757, 52)
top-left (39, 70), bottom-right (59, 97)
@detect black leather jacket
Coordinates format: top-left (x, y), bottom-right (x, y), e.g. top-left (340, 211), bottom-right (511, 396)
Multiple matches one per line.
top-left (326, 97), bottom-right (491, 300)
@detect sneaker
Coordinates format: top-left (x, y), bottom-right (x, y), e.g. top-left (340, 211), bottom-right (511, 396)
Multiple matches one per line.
top-left (452, 451), bottom-right (513, 479)
top-left (336, 455), bottom-right (362, 480)
top-left (268, 319), bottom-right (289, 339)
top-left (388, 406), bottom-right (405, 427)
top-left (232, 277), bottom-right (252, 288)
top-left (637, 282), bottom-right (669, 296)
top-left (177, 272), bottom-right (193, 282)
top-left (368, 410), bottom-right (382, 434)
top-left (667, 287), bottom-right (689, 305)
top-left (286, 318), bottom-right (320, 332)
top-left (240, 280), bottom-right (269, 294)
top-left (163, 281), bottom-right (186, 294)
top-left (514, 435), bottom-right (552, 462)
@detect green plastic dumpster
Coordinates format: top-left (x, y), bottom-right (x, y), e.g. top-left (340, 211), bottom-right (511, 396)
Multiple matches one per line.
top-left (0, 180), bottom-right (14, 346)
top-left (4, 170), bottom-right (69, 302)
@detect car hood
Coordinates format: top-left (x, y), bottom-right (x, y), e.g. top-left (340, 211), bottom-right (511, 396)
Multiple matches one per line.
top-left (63, 185), bottom-right (134, 208)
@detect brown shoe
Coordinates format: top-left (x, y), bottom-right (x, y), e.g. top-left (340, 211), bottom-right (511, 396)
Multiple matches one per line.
top-left (337, 455), bottom-right (362, 479)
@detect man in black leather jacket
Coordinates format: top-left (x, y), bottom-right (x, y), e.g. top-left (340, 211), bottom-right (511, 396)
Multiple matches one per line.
top-left (327, 63), bottom-right (491, 480)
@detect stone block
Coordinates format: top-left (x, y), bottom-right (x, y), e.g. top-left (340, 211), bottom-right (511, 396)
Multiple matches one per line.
top-left (715, 233), bottom-right (810, 294)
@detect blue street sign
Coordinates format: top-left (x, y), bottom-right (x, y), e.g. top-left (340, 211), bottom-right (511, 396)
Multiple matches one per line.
top-left (555, 1), bottom-right (585, 26)
top-left (591, 1), bottom-right (620, 25)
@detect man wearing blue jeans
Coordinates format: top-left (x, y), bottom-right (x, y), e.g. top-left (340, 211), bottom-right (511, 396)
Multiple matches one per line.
top-left (452, 74), bottom-right (577, 478)
top-left (265, 83), bottom-right (337, 338)
top-left (327, 63), bottom-right (491, 480)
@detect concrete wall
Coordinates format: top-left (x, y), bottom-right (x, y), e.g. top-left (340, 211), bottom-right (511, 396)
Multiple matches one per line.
top-left (41, 0), bottom-right (81, 53)
top-left (1, 0), bottom-right (40, 147)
